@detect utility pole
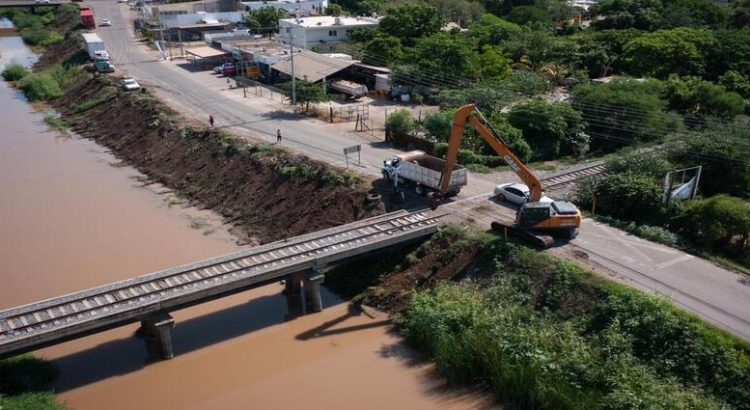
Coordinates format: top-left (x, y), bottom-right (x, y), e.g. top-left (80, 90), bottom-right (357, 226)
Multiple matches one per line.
top-left (290, 39), bottom-right (296, 107)
top-left (157, 6), bottom-right (166, 60)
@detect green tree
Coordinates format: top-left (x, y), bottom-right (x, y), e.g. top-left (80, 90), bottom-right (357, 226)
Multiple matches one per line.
top-left (325, 4), bottom-right (343, 16)
top-left (467, 14), bottom-right (523, 46)
top-left (379, 4), bottom-right (444, 46)
top-left (386, 109), bottom-right (416, 135)
top-left (245, 7), bottom-right (287, 37)
top-left (505, 6), bottom-right (552, 27)
top-left (621, 28), bottom-right (717, 79)
top-left (667, 118), bottom-right (750, 198)
top-left (714, 29), bottom-right (750, 80)
top-left (593, 173), bottom-right (666, 224)
top-left (362, 34), bottom-right (403, 65)
top-left (730, 0), bottom-right (750, 28)
top-left (348, 27), bottom-right (377, 43)
top-left (572, 79), bottom-right (684, 151)
top-left (407, 33), bottom-right (477, 82)
top-left (471, 45), bottom-right (512, 82)
top-left (507, 99), bottom-right (588, 160)
top-left (278, 80), bottom-right (328, 112)
top-left (431, 0), bottom-right (485, 25)
top-left (423, 109), bottom-right (454, 141)
top-left (673, 195), bottom-right (750, 254)
top-left (661, 76), bottom-right (745, 119)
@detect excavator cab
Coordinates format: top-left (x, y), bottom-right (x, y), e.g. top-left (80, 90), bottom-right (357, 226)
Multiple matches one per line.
top-left (438, 104), bottom-right (582, 248)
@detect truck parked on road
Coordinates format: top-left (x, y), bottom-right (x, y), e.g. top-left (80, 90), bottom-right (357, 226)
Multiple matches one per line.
top-left (79, 3), bottom-right (95, 29)
top-left (82, 33), bottom-right (107, 60)
top-left (94, 59), bottom-right (115, 73)
top-left (382, 150), bottom-right (467, 196)
top-left (330, 80), bottom-right (368, 98)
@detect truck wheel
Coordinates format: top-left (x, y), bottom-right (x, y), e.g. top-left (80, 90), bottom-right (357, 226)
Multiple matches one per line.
top-left (382, 171), bottom-right (390, 182)
top-left (415, 185), bottom-right (426, 196)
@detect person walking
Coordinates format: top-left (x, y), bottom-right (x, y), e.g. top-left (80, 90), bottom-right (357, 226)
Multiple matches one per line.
top-left (209, 115), bottom-right (215, 127)
top-left (276, 129), bottom-right (282, 143)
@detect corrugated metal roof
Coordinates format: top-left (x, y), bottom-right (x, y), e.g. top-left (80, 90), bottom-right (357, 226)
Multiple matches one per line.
top-left (270, 50), bottom-right (355, 83)
top-left (185, 46), bottom-right (230, 58)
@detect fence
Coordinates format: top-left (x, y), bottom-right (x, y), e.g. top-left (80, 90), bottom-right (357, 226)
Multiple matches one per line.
top-left (235, 77), bottom-right (289, 105)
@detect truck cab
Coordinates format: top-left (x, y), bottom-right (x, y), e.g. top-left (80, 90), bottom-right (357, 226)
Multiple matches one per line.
top-left (94, 59), bottom-right (115, 73)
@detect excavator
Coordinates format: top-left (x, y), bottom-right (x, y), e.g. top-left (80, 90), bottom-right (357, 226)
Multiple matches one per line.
top-left (436, 104), bottom-right (582, 248)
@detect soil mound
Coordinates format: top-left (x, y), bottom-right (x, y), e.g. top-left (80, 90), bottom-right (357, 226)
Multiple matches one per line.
top-left (53, 75), bottom-right (378, 244)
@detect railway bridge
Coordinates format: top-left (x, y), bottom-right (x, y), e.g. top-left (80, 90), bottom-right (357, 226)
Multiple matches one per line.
top-left (0, 211), bottom-right (443, 360)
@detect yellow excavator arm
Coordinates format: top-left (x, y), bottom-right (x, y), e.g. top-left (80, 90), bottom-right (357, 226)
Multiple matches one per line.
top-left (439, 104), bottom-right (543, 201)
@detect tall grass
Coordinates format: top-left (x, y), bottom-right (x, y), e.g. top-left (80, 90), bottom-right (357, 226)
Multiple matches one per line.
top-left (0, 355), bottom-right (62, 410)
top-left (393, 232), bottom-right (750, 408)
top-left (1, 64), bottom-right (30, 81)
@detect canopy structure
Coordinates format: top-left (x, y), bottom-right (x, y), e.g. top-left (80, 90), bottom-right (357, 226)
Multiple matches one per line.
top-left (271, 50), bottom-right (355, 83)
top-left (185, 46), bottom-right (230, 59)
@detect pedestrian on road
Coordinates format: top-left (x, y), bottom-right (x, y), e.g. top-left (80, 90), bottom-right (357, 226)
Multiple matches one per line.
top-left (209, 115), bottom-right (215, 127)
top-left (276, 129), bottom-right (282, 143)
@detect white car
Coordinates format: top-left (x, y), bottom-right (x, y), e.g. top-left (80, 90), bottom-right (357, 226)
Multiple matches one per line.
top-left (35, 0), bottom-right (51, 4)
top-left (122, 78), bottom-right (141, 91)
top-left (117, 0), bottom-right (127, 3)
top-left (494, 183), bottom-right (553, 205)
top-left (100, 18), bottom-right (112, 26)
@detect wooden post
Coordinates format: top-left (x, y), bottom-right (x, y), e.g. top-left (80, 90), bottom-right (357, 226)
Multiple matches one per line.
top-left (591, 196), bottom-right (596, 215)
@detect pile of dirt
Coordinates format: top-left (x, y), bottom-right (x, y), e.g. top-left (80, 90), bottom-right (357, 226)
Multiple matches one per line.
top-left (34, 34), bottom-right (86, 71)
top-left (53, 75), bottom-right (380, 244)
top-left (361, 232), bottom-right (482, 312)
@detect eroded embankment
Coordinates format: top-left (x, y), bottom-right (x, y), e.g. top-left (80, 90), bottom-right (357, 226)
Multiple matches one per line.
top-left (52, 75), bottom-right (379, 244)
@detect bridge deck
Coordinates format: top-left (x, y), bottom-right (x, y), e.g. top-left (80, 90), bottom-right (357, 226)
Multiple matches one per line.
top-left (0, 211), bottom-right (443, 358)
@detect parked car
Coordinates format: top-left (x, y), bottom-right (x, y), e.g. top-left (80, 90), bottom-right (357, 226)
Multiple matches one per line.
top-left (35, 0), bottom-right (51, 4)
top-left (222, 63), bottom-right (236, 77)
top-left (494, 183), bottom-right (553, 205)
top-left (213, 62), bottom-right (231, 74)
top-left (117, 0), bottom-right (127, 3)
top-left (121, 78), bottom-right (140, 91)
top-left (100, 18), bottom-right (112, 26)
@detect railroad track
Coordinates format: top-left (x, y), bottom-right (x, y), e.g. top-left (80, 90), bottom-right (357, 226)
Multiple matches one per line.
top-left (0, 211), bottom-right (442, 351)
top-left (541, 162), bottom-right (606, 192)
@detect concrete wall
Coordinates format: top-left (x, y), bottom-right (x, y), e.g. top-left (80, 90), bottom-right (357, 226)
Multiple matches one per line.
top-left (241, 0), bottom-right (327, 15)
top-left (277, 18), bottom-right (378, 52)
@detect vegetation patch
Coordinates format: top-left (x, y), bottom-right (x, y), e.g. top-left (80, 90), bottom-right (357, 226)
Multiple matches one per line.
top-left (1, 64), bottom-right (30, 81)
top-left (43, 113), bottom-right (67, 133)
top-left (0, 355), bottom-right (62, 410)
top-left (340, 229), bottom-right (750, 408)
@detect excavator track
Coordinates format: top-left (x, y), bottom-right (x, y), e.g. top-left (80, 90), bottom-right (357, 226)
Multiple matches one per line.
top-left (490, 221), bottom-right (555, 249)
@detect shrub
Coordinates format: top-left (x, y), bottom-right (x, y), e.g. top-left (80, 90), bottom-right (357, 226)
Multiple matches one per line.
top-left (1, 64), bottom-right (29, 81)
top-left (589, 173), bottom-right (666, 225)
top-left (17, 72), bottom-right (63, 101)
top-left (673, 194), bottom-right (750, 254)
top-left (20, 28), bottom-right (50, 46)
top-left (386, 109), bottom-right (415, 135)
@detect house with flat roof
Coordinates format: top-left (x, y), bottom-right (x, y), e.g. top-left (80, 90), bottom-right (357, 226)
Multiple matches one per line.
top-left (277, 15), bottom-right (379, 52)
top-left (240, 0), bottom-right (327, 16)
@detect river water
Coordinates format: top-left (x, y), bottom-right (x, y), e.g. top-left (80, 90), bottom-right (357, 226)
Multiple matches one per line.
top-left (0, 36), bottom-right (494, 409)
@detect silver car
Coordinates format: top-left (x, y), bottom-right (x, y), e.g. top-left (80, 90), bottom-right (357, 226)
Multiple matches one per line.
top-left (494, 183), bottom-right (552, 205)
top-left (121, 78), bottom-right (141, 91)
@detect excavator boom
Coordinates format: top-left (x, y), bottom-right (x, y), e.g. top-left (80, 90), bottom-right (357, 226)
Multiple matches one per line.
top-left (439, 104), bottom-right (543, 201)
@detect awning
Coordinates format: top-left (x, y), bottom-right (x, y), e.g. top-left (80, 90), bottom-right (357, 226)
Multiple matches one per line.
top-left (271, 50), bottom-right (355, 83)
top-left (185, 46), bottom-right (229, 59)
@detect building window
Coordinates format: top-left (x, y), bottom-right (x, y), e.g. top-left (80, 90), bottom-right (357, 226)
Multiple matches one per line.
top-left (286, 28), bottom-right (290, 33)
top-left (328, 30), bottom-right (337, 37)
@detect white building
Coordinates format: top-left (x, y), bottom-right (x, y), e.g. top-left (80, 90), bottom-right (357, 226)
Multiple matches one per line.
top-left (277, 15), bottom-right (379, 52)
top-left (240, 0), bottom-right (328, 16)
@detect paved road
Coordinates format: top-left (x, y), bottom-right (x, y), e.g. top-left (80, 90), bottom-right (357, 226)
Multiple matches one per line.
top-left (90, 0), bottom-right (750, 341)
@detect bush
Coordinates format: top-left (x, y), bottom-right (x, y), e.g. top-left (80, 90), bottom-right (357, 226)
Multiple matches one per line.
top-left (20, 28), bottom-right (50, 46)
top-left (673, 194), bottom-right (750, 254)
top-left (386, 109), bottom-right (415, 135)
top-left (1, 64), bottom-right (30, 81)
top-left (18, 72), bottom-right (63, 101)
top-left (423, 109), bottom-right (453, 141)
top-left (588, 173), bottom-right (666, 225)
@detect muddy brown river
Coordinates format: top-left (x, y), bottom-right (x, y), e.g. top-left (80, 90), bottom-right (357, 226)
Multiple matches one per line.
top-left (0, 36), bottom-right (493, 409)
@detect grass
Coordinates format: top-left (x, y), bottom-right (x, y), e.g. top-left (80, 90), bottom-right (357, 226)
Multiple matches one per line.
top-left (1, 64), bottom-right (30, 81)
top-left (353, 229), bottom-right (750, 408)
top-left (0, 355), bottom-right (63, 410)
top-left (530, 162), bottom-right (557, 171)
top-left (18, 72), bottom-right (63, 101)
top-left (43, 113), bottom-right (67, 133)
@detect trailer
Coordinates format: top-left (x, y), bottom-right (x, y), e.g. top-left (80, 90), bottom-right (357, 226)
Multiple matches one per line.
top-left (79, 3), bottom-right (95, 29)
top-left (382, 150), bottom-right (467, 196)
top-left (82, 33), bottom-right (107, 60)
top-left (330, 80), bottom-right (368, 98)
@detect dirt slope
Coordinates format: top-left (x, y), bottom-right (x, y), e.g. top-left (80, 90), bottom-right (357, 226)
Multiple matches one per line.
top-left (53, 75), bottom-right (379, 244)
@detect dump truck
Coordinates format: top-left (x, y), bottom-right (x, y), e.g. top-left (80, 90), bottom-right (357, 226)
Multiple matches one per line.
top-left (330, 80), bottom-right (368, 98)
top-left (79, 3), bottom-right (95, 29)
top-left (82, 33), bottom-right (107, 60)
top-left (382, 150), bottom-right (467, 196)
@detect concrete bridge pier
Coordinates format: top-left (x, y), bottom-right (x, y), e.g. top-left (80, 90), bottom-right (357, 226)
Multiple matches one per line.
top-left (139, 313), bottom-right (175, 360)
top-left (283, 273), bottom-right (303, 296)
top-left (303, 268), bottom-right (325, 313)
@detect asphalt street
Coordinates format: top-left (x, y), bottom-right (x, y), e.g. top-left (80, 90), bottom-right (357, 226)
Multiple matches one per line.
top-left (90, 0), bottom-right (750, 341)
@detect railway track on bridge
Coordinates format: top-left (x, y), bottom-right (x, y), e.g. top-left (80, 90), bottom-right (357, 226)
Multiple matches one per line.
top-left (0, 210), bottom-right (443, 358)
